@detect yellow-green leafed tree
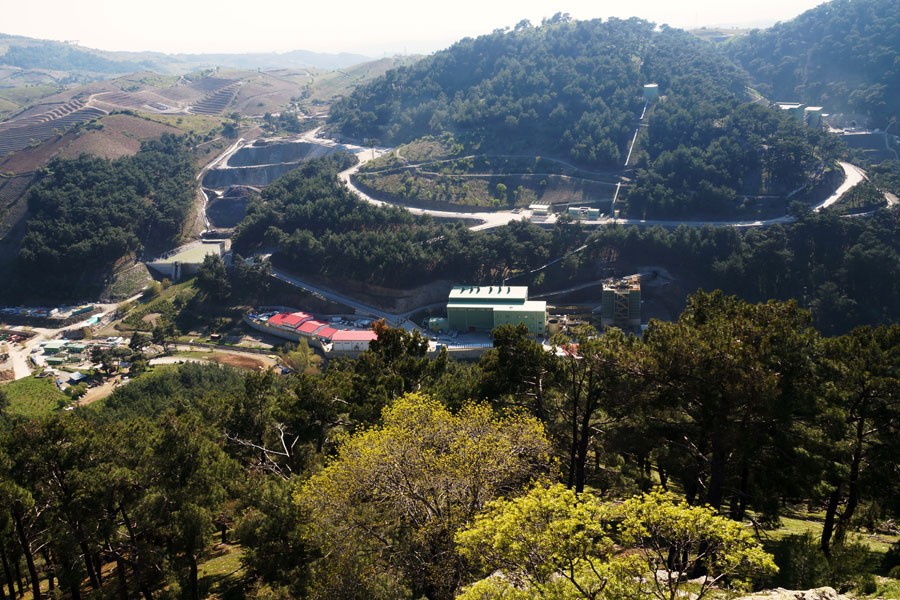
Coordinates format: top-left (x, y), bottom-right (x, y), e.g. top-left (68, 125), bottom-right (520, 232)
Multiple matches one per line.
top-left (456, 483), bottom-right (643, 600)
top-left (295, 392), bottom-right (554, 600)
top-left (618, 489), bottom-right (778, 599)
top-left (456, 486), bottom-right (777, 600)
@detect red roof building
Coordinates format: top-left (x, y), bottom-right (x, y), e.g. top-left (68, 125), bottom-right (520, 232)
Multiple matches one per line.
top-left (315, 326), bottom-right (339, 340)
top-left (267, 312), bottom-right (312, 328)
top-left (266, 313), bottom-right (291, 327)
top-left (297, 320), bottom-right (327, 335)
top-left (330, 330), bottom-right (378, 342)
top-left (281, 312), bottom-right (312, 328)
top-left (329, 329), bottom-right (379, 352)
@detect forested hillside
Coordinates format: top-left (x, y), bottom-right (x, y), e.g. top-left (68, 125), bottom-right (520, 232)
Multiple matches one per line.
top-left (0, 42), bottom-right (146, 74)
top-left (234, 155), bottom-right (581, 288)
top-left (628, 96), bottom-right (839, 217)
top-left (8, 134), bottom-right (195, 301)
top-left (236, 155), bottom-right (899, 334)
top-left (329, 17), bottom-right (838, 217)
top-left (1, 296), bottom-right (897, 598)
top-left (727, 0), bottom-right (900, 128)
top-left (566, 208), bottom-right (900, 335)
top-left (331, 16), bottom-right (655, 164)
top-left (329, 16), bottom-right (751, 163)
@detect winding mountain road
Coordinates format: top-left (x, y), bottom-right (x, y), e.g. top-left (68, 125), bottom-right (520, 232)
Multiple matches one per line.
top-left (280, 127), bottom-right (880, 232)
top-left (331, 132), bottom-right (871, 230)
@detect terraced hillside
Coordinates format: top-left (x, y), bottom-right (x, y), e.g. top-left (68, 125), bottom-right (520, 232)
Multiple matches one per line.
top-left (0, 174), bottom-right (31, 203)
top-left (228, 69), bottom-right (315, 115)
top-left (203, 140), bottom-right (342, 188)
top-left (0, 98), bottom-right (107, 156)
top-left (92, 90), bottom-right (179, 113)
top-left (0, 174), bottom-right (32, 236)
top-left (187, 78), bottom-right (240, 115)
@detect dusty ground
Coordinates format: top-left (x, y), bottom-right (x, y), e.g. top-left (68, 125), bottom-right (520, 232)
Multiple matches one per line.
top-left (154, 346), bottom-right (278, 371)
top-left (206, 352), bottom-right (270, 370)
top-left (76, 378), bottom-right (119, 407)
top-left (142, 313), bottom-right (162, 327)
top-left (58, 114), bottom-right (182, 161)
top-left (0, 113), bottom-right (181, 175)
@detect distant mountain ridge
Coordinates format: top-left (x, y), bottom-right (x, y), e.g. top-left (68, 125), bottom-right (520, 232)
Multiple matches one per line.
top-left (170, 49), bottom-right (374, 71)
top-left (0, 32), bottom-right (373, 77)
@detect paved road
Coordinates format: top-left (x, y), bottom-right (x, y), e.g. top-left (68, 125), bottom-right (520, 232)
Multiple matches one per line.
top-left (308, 126), bottom-right (871, 231)
top-left (608, 161), bottom-right (866, 228)
top-left (297, 127), bottom-right (530, 232)
top-left (141, 127), bottom-right (879, 335)
top-left (338, 157), bottom-right (531, 231)
top-left (814, 162), bottom-right (867, 212)
top-left (272, 266), bottom-right (402, 326)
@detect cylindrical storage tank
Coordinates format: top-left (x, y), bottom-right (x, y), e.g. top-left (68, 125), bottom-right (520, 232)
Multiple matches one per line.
top-left (547, 318), bottom-right (561, 335)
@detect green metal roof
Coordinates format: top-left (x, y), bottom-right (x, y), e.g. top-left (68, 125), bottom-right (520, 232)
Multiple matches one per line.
top-left (449, 285), bottom-right (529, 303)
top-left (154, 243), bottom-right (223, 265)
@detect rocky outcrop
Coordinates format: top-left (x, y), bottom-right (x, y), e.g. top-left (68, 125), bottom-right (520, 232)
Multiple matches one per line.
top-left (203, 164), bottom-right (299, 188)
top-left (226, 141), bottom-right (334, 167)
top-left (737, 587), bottom-right (849, 600)
top-left (202, 141), bottom-right (342, 188)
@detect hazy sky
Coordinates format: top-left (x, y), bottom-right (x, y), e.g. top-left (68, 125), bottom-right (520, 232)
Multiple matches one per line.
top-left (5, 0), bottom-right (827, 56)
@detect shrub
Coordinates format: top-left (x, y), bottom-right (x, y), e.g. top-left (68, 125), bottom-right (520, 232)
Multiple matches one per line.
top-left (65, 382), bottom-right (88, 399)
top-left (855, 572), bottom-right (877, 595)
top-left (829, 539), bottom-right (878, 593)
top-left (883, 541), bottom-right (900, 573)
top-left (144, 280), bottom-right (163, 299)
top-left (771, 533), bottom-right (829, 589)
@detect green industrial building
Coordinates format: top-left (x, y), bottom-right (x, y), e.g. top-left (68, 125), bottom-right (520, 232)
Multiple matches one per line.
top-left (447, 286), bottom-right (547, 336)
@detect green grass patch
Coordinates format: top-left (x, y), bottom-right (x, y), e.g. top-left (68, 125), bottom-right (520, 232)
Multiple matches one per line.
top-left (865, 576), bottom-right (900, 598)
top-left (116, 73), bottom-right (180, 89)
top-left (161, 542), bottom-right (247, 599)
top-left (119, 278), bottom-right (198, 331)
top-left (767, 513), bottom-right (825, 540)
top-left (0, 85), bottom-right (60, 106)
top-left (105, 263), bottom-right (152, 300)
top-left (139, 113), bottom-right (224, 136)
top-left (197, 543), bottom-right (247, 599)
top-left (764, 510), bottom-right (899, 553)
top-left (2, 376), bottom-right (67, 418)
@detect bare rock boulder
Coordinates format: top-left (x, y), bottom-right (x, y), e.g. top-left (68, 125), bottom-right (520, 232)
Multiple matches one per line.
top-left (737, 587), bottom-right (849, 600)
